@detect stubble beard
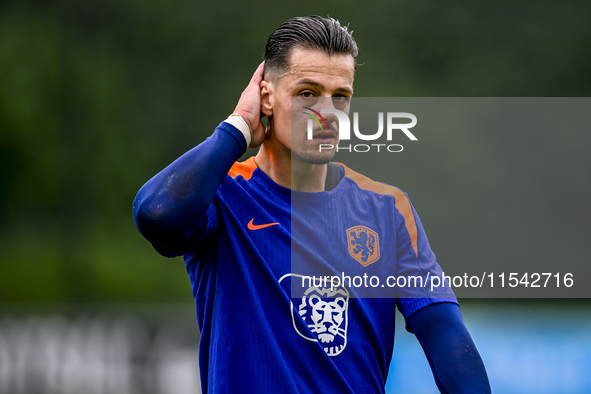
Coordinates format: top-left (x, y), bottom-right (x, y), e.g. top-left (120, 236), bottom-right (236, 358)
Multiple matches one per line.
top-left (291, 134), bottom-right (337, 165)
top-left (291, 122), bottom-right (339, 165)
top-left (293, 149), bottom-right (336, 165)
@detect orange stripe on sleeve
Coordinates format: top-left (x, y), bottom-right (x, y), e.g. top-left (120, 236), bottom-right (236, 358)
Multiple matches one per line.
top-left (336, 163), bottom-right (419, 258)
top-left (228, 156), bottom-right (257, 180)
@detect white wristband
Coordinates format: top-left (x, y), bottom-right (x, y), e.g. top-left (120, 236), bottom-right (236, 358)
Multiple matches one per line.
top-left (224, 114), bottom-right (251, 147)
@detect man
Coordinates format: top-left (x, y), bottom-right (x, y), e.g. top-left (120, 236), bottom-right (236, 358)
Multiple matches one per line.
top-left (133, 16), bottom-right (491, 393)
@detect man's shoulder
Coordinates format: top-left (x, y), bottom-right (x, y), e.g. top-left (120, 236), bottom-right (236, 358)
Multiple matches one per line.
top-left (334, 162), bottom-right (408, 201)
top-left (228, 156), bottom-right (257, 181)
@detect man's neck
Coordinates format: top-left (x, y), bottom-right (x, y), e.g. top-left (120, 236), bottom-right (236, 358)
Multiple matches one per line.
top-left (255, 145), bottom-right (327, 192)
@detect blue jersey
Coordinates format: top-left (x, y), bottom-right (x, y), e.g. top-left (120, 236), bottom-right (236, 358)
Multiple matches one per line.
top-left (184, 150), bottom-right (456, 392)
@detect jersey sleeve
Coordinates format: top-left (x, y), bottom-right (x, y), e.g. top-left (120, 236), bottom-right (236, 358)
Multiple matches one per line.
top-left (392, 190), bottom-right (458, 320)
top-left (133, 122), bottom-right (246, 257)
top-left (408, 303), bottom-right (492, 392)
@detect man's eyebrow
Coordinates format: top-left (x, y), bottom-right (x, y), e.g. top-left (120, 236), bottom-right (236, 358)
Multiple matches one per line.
top-left (295, 79), bottom-right (354, 94)
top-left (296, 79), bottom-right (324, 88)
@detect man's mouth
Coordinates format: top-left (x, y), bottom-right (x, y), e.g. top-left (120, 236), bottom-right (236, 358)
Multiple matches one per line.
top-left (311, 128), bottom-right (338, 143)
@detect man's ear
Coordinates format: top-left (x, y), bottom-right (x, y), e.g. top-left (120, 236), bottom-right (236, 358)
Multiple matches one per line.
top-left (260, 80), bottom-right (273, 116)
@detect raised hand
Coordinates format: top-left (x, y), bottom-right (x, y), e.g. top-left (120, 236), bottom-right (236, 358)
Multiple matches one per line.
top-left (233, 62), bottom-right (267, 148)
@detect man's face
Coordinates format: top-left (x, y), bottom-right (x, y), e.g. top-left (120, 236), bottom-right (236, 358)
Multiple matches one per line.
top-left (263, 48), bottom-right (355, 164)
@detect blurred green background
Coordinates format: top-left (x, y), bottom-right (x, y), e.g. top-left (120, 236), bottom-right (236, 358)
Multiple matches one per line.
top-left (1, 0), bottom-right (589, 304)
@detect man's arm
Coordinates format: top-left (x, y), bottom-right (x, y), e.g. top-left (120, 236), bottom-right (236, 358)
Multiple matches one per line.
top-left (133, 62), bottom-right (267, 256)
top-left (407, 302), bottom-right (491, 394)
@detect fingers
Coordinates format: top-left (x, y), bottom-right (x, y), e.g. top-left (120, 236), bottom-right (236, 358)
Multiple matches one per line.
top-left (249, 61), bottom-right (265, 86)
top-left (233, 62), bottom-right (267, 148)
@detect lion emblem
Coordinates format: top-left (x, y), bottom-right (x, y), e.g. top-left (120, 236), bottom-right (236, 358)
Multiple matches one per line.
top-left (277, 274), bottom-right (349, 357)
top-left (346, 226), bottom-right (380, 267)
top-left (298, 286), bottom-right (349, 356)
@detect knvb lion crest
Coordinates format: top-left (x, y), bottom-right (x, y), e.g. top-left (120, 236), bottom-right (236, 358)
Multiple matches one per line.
top-left (347, 226), bottom-right (380, 267)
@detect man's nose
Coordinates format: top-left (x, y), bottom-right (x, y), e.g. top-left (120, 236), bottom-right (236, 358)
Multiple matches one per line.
top-left (315, 97), bottom-right (338, 126)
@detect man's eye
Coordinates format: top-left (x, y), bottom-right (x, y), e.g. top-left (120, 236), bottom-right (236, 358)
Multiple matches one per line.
top-left (301, 92), bottom-right (315, 98)
top-left (332, 95), bottom-right (350, 102)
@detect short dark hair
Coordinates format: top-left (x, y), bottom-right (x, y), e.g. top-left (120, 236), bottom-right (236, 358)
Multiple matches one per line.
top-left (264, 16), bottom-right (358, 81)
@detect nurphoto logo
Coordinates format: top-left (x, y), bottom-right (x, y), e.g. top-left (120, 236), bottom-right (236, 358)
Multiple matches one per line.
top-left (304, 107), bottom-right (418, 153)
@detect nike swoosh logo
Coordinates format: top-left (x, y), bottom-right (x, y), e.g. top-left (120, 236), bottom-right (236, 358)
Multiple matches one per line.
top-left (248, 218), bottom-right (280, 230)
